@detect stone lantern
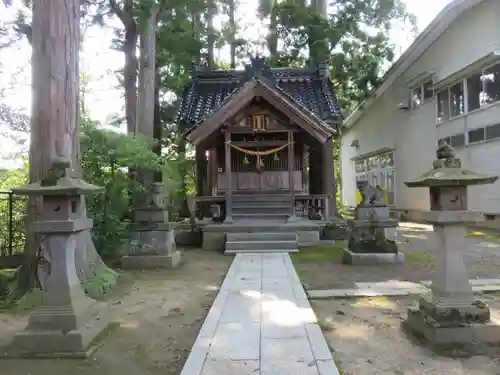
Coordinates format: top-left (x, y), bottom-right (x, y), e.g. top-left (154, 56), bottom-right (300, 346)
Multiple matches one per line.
top-left (401, 143), bottom-right (500, 356)
top-left (7, 156), bottom-right (108, 357)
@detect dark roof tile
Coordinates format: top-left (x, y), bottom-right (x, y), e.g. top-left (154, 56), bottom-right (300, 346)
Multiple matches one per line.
top-left (176, 58), bottom-right (342, 132)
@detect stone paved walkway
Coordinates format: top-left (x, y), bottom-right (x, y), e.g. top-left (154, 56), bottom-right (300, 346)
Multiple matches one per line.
top-left (180, 253), bottom-right (340, 375)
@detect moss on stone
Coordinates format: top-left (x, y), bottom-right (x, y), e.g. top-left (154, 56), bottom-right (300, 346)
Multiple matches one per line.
top-left (82, 266), bottom-right (119, 300)
top-left (16, 288), bottom-right (44, 310)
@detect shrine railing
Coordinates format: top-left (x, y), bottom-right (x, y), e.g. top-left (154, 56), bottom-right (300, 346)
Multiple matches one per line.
top-left (294, 194), bottom-right (329, 220)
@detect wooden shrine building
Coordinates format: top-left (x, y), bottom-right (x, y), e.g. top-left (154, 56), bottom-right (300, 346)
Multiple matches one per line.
top-left (176, 57), bottom-right (342, 223)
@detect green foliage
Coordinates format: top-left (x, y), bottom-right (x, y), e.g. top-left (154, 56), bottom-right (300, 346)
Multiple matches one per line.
top-left (81, 119), bottom-right (163, 257)
top-left (0, 162), bottom-right (28, 257)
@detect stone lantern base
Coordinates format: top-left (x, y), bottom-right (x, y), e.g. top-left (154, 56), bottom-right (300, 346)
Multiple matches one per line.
top-left (402, 295), bottom-right (500, 357)
top-left (121, 222), bottom-right (182, 269)
top-left (7, 302), bottom-right (109, 358)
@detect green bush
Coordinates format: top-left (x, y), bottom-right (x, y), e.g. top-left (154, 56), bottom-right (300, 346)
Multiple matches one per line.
top-left (80, 121), bottom-right (162, 258)
top-left (0, 121), bottom-right (164, 261)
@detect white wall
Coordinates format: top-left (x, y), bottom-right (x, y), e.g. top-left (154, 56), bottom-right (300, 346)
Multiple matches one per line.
top-left (341, 0), bottom-right (500, 213)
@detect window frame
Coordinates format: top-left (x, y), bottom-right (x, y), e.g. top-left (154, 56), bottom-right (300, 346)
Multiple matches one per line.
top-left (436, 60), bottom-right (500, 124)
top-left (410, 79), bottom-right (434, 109)
top-left (353, 151), bottom-right (396, 206)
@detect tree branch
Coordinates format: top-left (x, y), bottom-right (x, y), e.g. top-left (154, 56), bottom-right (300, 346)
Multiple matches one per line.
top-left (108, 0), bottom-right (135, 29)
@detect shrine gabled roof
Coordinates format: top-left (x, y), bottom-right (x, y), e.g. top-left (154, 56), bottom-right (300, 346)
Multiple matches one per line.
top-left (176, 58), bottom-right (342, 133)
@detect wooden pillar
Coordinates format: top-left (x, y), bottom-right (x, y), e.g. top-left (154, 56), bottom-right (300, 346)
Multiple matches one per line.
top-left (322, 137), bottom-right (337, 219)
top-left (224, 131), bottom-right (233, 222)
top-left (309, 145), bottom-right (321, 195)
top-left (206, 149), bottom-right (213, 196)
top-left (211, 148), bottom-right (218, 196)
top-left (195, 147), bottom-right (205, 198)
top-left (288, 131), bottom-right (297, 221)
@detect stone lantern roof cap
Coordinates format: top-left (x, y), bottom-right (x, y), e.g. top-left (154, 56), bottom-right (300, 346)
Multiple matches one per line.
top-left (12, 155), bottom-right (103, 196)
top-left (405, 143), bottom-right (498, 188)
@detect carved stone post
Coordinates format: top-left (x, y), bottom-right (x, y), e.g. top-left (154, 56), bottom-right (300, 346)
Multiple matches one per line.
top-left (121, 182), bottom-right (181, 269)
top-left (7, 157), bottom-right (108, 357)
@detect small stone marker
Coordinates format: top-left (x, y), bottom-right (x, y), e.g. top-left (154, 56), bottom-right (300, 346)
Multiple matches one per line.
top-left (343, 180), bottom-right (403, 265)
top-left (401, 143), bottom-right (500, 356)
top-left (121, 182), bottom-right (182, 269)
top-left (7, 156), bottom-right (109, 357)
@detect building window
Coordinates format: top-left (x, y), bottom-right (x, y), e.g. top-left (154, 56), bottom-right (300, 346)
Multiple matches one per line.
top-left (482, 63), bottom-right (500, 105)
top-left (438, 134), bottom-right (465, 148)
top-left (354, 152), bottom-right (395, 205)
top-left (468, 128), bottom-right (485, 143)
top-left (438, 137), bottom-right (450, 146)
top-left (423, 80), bottom-right (434, 101)
top-left (410, 79), bottom-right (433, 109)
top-left (449, 81), bottom-right (464, 117)
top-left (450, 133), bottom-right (465, 147)
top-left (437, 89), bottom-right (450, 121)
top-left (439, 62), bottom-right (500, 123)
top-left (485, 123), bottom-right (500, 140)
top-left (410, 85), bottom-right (422, 108)
top-left (467, 73), bottom-right (482, 111)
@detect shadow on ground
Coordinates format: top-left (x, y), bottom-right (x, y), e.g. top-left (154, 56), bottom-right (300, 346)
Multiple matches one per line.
top-left (0, 250), bottom-right (232, 375)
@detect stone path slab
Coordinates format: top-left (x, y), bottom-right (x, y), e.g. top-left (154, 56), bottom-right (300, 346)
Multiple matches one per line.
top-left (307, 279), bottom-right (500, 299)
top-left (180, 253), bottom-right (340, 375)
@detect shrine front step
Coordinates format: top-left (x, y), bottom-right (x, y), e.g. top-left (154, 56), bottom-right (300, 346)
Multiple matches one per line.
top-left (232, 194), bottom-right (292, 205)
top-left (232, 213), bottom-right (290, 221)
top-left (224, 232), bottom-right (298, 254)
top-left (232, 205), bottom-right (291, 214)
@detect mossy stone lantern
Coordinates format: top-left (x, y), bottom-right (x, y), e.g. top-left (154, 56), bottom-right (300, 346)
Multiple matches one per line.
top-left (401, 143), bottom-right (500, 356)
top-left (8, 156), bottom-right (108, 357)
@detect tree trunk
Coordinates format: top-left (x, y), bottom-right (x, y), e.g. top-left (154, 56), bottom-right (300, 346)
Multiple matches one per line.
top-left (153, 69), bottom-right (162, 183)
top-left (229, 0), bottom-right (236, 68)
top-left (309, 0), bottom-right (329, 63)
top-left (22, 0), bottom-right (116, 299)
top-left (268, 2), bottom-right (278, 59)
top-left (124, 26), bottom-right (138, 134)
top-left (207, 0), bottom-right (215, 69)
top-left (135, 4), bottom-right (159, 190)
top-left (109, 0), bottom-right (138, 134)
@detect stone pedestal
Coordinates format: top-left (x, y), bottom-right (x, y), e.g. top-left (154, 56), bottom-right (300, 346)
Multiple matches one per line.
top-left (6, 156), bottom-right (109, 357)
top-left (122, 183), bottom-right (182, 269)
top-left (401, 143), bottom-right (500, 357)
top-left (121, 223), bottom-right (182, 269)
top-left (343, 194), bottom-right (402, 265)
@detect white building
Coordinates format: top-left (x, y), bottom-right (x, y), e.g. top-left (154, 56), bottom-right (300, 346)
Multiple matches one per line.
top-left (340, 0), bottom-right (500, 228)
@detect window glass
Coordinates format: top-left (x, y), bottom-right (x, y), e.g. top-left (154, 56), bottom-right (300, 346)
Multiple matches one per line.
top-left (482, 63), bottom-right (500, 105)
top-left (450, 133), bottom-right (465, 147)
top-left (411, 85), bottom-right (422, 108)
top-left (354, 160), bottom-right (366, 173)
top-left (468, 128), bottom-right (485, 143)
top-left (467, 73), bottom-right (481, 111)
top-left (423, 80), bottom-right (434, 100)
top-left (437, 89), bottom-right (450, 121)
top-left (486, 123), bottom-right (500, 140)
top-left (449, 81), bottom-right (464, 117)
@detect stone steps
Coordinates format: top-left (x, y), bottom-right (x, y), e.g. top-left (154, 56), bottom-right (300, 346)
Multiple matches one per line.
top-left (232, 205), bottom-right (290, 214)
top-left (224, 231), bottom-right (298, 254)
top-left (227, 232), bottom-right (297, 242)
top-left (232, 213), bottom-right (290, 220)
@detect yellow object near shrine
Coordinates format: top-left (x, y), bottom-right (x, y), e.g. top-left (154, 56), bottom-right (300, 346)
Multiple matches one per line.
top-left (356, 189), bottom-right (389, 205)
